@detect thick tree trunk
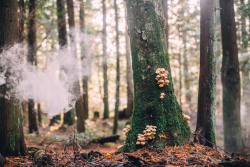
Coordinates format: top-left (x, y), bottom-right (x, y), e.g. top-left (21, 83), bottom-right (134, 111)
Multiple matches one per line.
top-left (124, 0), bottom-right (190, 152)
top-left (79, 0), bottom-right (89, 120)
top-left (67, 0), bottom-right (84, 132)
top-left (195, 0), bottom-right (216, 147)
top-left (220, 0), bottom-right (244, 154)
top-left (125, 6), bottom-right (134, 119)
top-left (0, 0), bottom-right (26, 156)
top-left (113, 0), bottom-right (120, 135)
top-left (27, 0), bottom-right (39, 134)
top-left (102, 0), bottom-right (109, 119)
top-left (56, 0), bottom-right (75, 125)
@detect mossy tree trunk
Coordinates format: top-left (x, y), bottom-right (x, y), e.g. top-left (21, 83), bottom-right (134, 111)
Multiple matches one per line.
top-left (67, 0), bottom-right (85, 132)
top-left (113, 0), bottom-right (120, 134)
top-left (56, 0), bottom-right (75, 125)
top-left (195, 0), bottom-right (216, 147)
top-left (102, 0), bottom-right (109, 119)
top-left (124, 0), bottom-right (190, 152)
top-left (0, 0), bottom-right (26, 156)
top-left (162, 0), bottom-right (168, 49)
top-left (27, 0), bottom-right (39, 134)
top-left (220, 0), bottom-right (244, 154)
top-left (79, 0), bottom-right (89, 120)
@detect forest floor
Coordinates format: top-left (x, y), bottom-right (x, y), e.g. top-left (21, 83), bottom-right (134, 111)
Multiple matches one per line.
top-left (4, 118), bottom-right (250, 167)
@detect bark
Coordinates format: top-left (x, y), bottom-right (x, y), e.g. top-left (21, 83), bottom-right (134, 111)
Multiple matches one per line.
top-left (0, 0), bottom-right (26, 156)
top-left (220, 0), bottom-right (244, 153)
top-left (79, 0), bottom-right (89, 120)
top-left (67, 0), bottom-right (84, 132)
top-left (18, 0), bottom-right (25, 43)
top-left (162, 0), bottom-right (168, 49)
top-left (124, 0), bottom-right (190, 152)
top-left (102, 0), bottom-right (109, 119)
top-left (113, 0), bottom-right (120, 135)
top-left (27, 0), bottom-right (39, 134)
top-left (56, 0), bottom-right (75, 125)
top-left (125, 5), bottom-right (134, 119)
top-left (195, 0), bottom-right (216, 147)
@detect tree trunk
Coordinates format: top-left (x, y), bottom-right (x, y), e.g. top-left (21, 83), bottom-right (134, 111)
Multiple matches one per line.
top-left (27, 0), bottom-right (39, 134)
top-left (56, 0), bottom-right (75, 125)
top-left (124, 0), bottom-right (190, 152)
top-left (102, 0), bottom-right (109, 119)
top-left (79, 0), bottom-right (89, 120)
top-left (113, 0), bottom-right (120, 135)
top-left (0, 0), bottom-right (26, 156)
top-left (195, 0), bottom-right (216, 147)
top-left (125, 4), bottom-right (134, 119)
top-left (66, 0), bottom-right (84, 132)
top-left (220, 0), bottom-right (244, 154)
top-left (18, 0), bottom-right (25, 43)
top-left (37, 103), bottom-right (42, 127)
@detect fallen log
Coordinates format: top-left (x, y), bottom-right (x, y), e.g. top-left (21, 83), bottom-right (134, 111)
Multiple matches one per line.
top-left (92, 135), bottom-right (120, 144)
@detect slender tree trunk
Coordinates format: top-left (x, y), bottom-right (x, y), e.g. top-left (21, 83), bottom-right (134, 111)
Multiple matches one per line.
top-left (220, 0), bottom-right (244, 154)
top-left (195, 0), bottom-right (216, 147)
top-left (124, 0), bottom-right (190, 152)
top-left (0, 0), bottom-right (26, 156)
top-left (27, 0), bottom-right (39, 134)
top-left (102, 0), bottom-right (109, 119)
top-left (125, 4), bottom-right (134, 119)
top-left (37, 103), bottom-right (42, 127)
top-left (79, 0), bottom-right (89, 120)
top-left (162, 0), bottom-right (168, 49)
top-left (66, 0), bottom-right (84, 132)
top-left (18, 0), bottom-right (25, 43)
top-left (113, 0), bottom-right (120, 134)
top-left (183, 33), bottom-right (191, 107)
top-left (57, 0), bottom-right (75, 125)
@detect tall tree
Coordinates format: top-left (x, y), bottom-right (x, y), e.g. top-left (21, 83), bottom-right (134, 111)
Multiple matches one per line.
top-left (0, 0), bottom-right (26, 156)
top-left (66, 0), bottom-right (85, 132)
top-left (113, 0), bottom-right (120, 134)
top-left (79, 0), bottom-right (89, 120)
top-left (195, 0), bottom-right (216, 147)
top-left (125, 3), bottom-right (133, 119)
top-left (124, 0), bottom-right (190, 152)
top-left (57, 0), bottom-right (75, 125)
top-left (220, 0), bottom-right (244, 154)
top-left (102, 0), bottom-right (109, 119)
top-left (18, 0), bottom-right (25, 43)
top-left (27, 0), bottom-right (39, 134)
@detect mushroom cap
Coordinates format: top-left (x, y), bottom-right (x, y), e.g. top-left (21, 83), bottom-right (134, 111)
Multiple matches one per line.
top-left (159, 84), bottom-right (164, 87)
top-left (156, 68), bottom-right (161, 74)
top-left (136, 141), bottom-right (141, 145)
top-left (141, 142), bottom-right (146, 145)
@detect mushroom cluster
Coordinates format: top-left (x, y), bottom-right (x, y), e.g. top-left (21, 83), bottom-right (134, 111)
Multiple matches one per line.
top-left (136, 125), bottom-right (157, 146)
top-left (123, 125), bottom-right (131, 136)
top-left (155, 68), bottom-right (169, 88)
top-left (160, 93), bottom-right (165, 99)
top-left (183, 114), bottom-right (190, 124)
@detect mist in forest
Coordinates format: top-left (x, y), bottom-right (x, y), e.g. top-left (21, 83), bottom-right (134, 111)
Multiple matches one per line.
top-left (0, 31), bottom-right (95, 117)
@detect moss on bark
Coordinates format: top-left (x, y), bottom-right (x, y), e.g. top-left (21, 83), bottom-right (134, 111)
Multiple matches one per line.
top-left (124, 0), bottom-right (190, 152)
